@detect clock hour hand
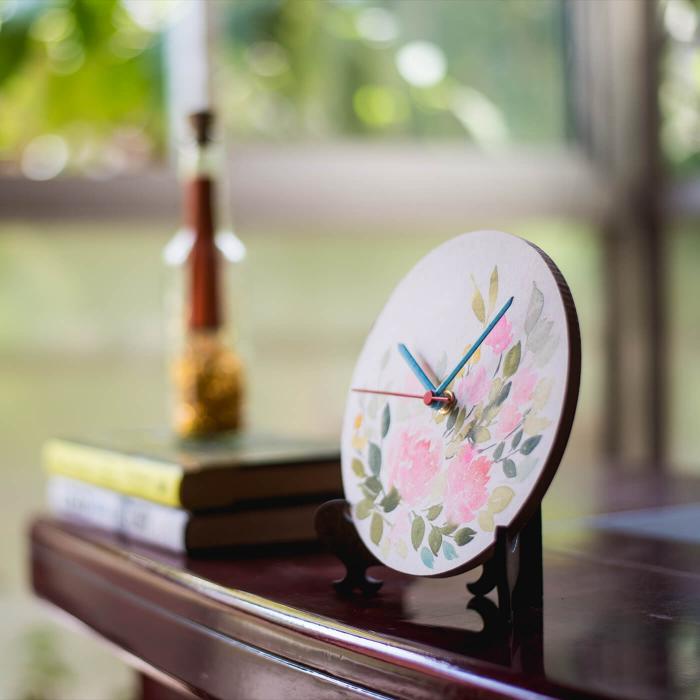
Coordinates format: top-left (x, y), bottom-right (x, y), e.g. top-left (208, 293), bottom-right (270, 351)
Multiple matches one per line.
top-left (397, 343), bottom-right (436, 392)
top-left (435, 296), bottom-right (514, 395)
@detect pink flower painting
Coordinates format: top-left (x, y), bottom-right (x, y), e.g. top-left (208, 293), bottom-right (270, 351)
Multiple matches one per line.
top-left (512, 366), bottom-right (538, 405)
top-left (485, 316), bottom-right (513, 354)
top-left (497, 402), bottom-right (522, 438)
top-left (455, 366), bottom-right (489, 408)
top-left (444, 444), bottom-right (492, 524)
top-left (387, 425), bottom-right (442, 505)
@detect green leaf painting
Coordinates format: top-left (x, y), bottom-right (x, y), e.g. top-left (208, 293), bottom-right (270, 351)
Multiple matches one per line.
top-left (520, 435), bottom-right (542, 455)
top-left (489, 486), bottom-right (514, 513)
top-left (495, 381), bottom-right (511, 406)
top-left (365, 476), bottom-right (381, 494)
top-left (511, 429), bottom-right (523, 449)
top-left (446, 408), bottom-right (458, 432)
top-left (445, 440), bottom-right (462, 459)
top-left (427, 504), bottom-right (443, 521)
top-left (370, 512), bottom-right (383, 545)
top-left (489, 377), bottom-right (504, 403)
top-left (351, 459), bottom-right (365, 477)
top-left (503, 342), bottom-right (521, 377)
top-left (525, 282), bottom-right (544, 334)
top-left (455, 527), bottom-right (476, 546)
top-left (478, 511), bottom-right (495, 532)
top-left (503, 459), bottom-right (517, 478)
top-left (488, 266), bottom-right (499, 315)
top-left (380, 488), bottom-right (400, 513)
top-left (360, 484), bottom-right (377, 501)
top-left (452, 408), bottom-right (466, 434)
top-left (471, 426), bottom-right (491, 443)
top-left (355, 499), bottom-right (373, 520)
top-left (443, 541), bottom-right (458, 560)
top-left (411, 516), bottom-right (425, 550)
top-left (381, 404), bottom-right (391, 439)
top-left (527, 320), bottom-right (553, 353)
top-left (472, 283), bottom-right (486, 324)
top-left (368, 442), bottom-right (382, 475)
top-left (420, 547), bottom-right (435, 569)
top-left (429, 527), bottom-right (442, 555)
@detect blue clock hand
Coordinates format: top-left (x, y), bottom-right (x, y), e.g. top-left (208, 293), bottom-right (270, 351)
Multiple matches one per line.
top-left (397, 343), bottom-right (436, 391)
top-left (435, 296), bottom-right (514, 395)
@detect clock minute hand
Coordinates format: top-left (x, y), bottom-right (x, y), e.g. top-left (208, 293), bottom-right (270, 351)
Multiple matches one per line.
top-left (435, 296), bottom-right (514, 395)
top-left (397, 343), bottom-right (436, 391)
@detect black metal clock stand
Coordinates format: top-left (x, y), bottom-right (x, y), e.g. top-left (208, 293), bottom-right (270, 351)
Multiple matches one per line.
top-left (315, 499), bottom-right (543, 624)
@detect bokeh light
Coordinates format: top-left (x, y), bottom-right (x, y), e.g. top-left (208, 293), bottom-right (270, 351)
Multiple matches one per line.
top-left (21, 134), bottom-right (69, 180)
top-left (122, 0), bottom-right (183, 32)
top-left (664, 0), bottom-right (698, 43)
top-left (450, 86), bottom-right (508, 148)
top-left (29, 7), bottom-right (74, 44)
top-left (395, 42), bottom-right (447, 88)
top-left (356, 7), bottom-right (399, 45)
top-left (353, 85), bottom-right (408, 128)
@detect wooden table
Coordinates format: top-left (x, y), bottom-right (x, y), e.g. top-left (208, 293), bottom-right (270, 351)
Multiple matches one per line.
top-left (30, 472), bottom-right (700, 699)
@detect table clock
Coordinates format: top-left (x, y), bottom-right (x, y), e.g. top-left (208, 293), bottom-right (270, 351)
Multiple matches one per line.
top-left (317, 231), bottom-right (580, 612)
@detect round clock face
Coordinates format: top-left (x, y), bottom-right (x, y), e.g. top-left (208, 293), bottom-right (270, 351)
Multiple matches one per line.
top-left (341, 231), bottom-right (580, 576)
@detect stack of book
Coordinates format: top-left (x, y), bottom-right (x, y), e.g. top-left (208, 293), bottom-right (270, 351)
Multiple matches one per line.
top-left (44, 431), bottom-right (342, 554)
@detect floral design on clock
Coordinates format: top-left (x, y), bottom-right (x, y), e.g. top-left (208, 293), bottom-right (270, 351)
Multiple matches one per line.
top-left (347, 266), bottom-right (559, 570)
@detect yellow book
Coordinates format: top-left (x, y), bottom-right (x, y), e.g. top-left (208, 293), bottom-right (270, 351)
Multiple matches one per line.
top-left (43, 431), bottom-right (341, 510)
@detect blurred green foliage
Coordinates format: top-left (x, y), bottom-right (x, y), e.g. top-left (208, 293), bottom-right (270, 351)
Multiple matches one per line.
top-left (0, 0), bottom-right (164, 173)
top-left (217, 0), bottom-right (566, 141)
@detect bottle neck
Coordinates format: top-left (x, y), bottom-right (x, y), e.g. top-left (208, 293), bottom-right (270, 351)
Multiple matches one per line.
top-left (186, 176), bottom-right (215, 239)
top-left (185, 146), bottom-right (221, 331)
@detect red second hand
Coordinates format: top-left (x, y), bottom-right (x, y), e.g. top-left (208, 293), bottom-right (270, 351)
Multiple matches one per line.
top-left (352, 388), bottom-right (451, 406)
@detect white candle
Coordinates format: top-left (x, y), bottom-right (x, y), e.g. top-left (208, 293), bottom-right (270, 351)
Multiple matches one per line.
top-left (184, 0), bottom-right (211, 113)
top-left (166, 0), bottom-right (213, 145)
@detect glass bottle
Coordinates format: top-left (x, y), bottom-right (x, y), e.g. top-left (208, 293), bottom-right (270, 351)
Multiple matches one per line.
top-left (163, 111), bottom-right (246, 439)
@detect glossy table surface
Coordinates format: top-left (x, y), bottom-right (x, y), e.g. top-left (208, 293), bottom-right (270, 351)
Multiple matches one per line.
top-left (30, 472), bottom-right (700, 700)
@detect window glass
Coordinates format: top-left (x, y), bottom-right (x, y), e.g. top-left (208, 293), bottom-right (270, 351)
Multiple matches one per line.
top-left (660, 0), bottom-right (700, 175)
top-left (669, 223), bottom-right (700, 470)
top-left (219, 0), bottom-right (568, 144)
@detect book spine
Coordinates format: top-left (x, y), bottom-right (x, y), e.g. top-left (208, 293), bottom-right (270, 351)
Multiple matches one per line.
top-left (47, 476), bottom-right (188, 553)
top-left (43, 439), bottom-right (183, 507)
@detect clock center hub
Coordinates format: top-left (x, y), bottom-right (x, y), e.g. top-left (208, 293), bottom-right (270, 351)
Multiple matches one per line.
top-left (423, 390), bottom-right (456, 412)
